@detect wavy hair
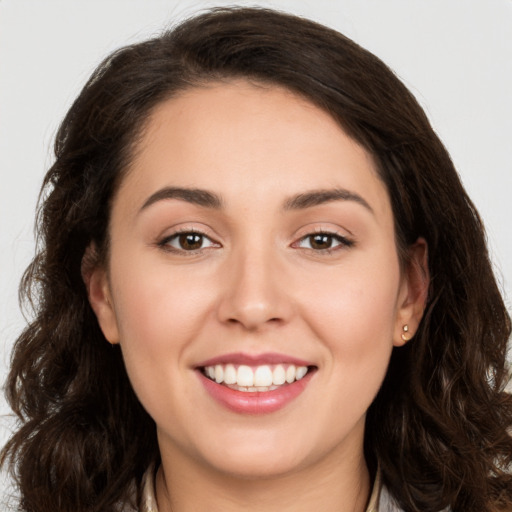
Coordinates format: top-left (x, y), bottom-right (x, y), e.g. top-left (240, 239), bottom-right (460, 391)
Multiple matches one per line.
top-left (2, 7), bottom-right (511, 512)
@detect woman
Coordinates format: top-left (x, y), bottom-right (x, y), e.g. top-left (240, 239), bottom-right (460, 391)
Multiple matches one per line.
top-left (2, 7), bottom-right (511, 512)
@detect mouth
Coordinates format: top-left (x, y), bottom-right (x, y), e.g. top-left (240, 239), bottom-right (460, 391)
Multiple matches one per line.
top-left (200, 363), bottom-right (316, 392)
top-left (196, 354), bottom-right (317, 414)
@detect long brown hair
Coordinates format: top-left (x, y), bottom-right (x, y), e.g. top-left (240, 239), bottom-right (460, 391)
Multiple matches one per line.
top-left (2, 7), bottom-right (511, 512)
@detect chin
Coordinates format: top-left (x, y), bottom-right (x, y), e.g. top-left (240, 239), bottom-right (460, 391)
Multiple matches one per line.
top-left (207, 452), bottom-right (307, 481)
top-left (193, 432), bottom-right (324, 481)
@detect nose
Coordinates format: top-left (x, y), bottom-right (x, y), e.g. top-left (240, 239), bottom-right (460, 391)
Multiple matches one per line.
top-left (216, 246), bottom-right (293, 331)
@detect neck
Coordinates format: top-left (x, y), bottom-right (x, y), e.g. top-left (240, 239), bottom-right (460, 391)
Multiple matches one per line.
top-left (155, 441), bottom-right (371, 512)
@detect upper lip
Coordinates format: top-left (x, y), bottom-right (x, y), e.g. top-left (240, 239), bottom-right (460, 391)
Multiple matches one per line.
top-left (196, 352), bottom-right (315, 368)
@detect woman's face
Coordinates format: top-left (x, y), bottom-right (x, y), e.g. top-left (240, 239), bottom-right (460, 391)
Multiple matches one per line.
top-left (89, 80), bottom-right (427, 478)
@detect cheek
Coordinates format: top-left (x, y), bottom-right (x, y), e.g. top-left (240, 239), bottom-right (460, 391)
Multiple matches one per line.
top-left (297, 252), bottom-right (401, 368)
top-left (110, 257), bottom-right (214, 344)
top-left (107, 262), bottom-right (212, 420)
top-left (286, 257), bottom-right (400, 452)
top-left (106, 257), bottom-right (218, 408)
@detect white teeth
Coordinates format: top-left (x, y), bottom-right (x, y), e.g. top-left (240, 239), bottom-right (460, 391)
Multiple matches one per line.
top-left (296, 366), bottom-right (308, 380)
top-left (272, 365), bottom-right (286, 385)
top-left (286, 365), bottom-right (296, 383)
top-left (223, 364), bottom-right (237, 384)
top-left (204, 363), bottom-right (311, 389)
top-left (254, 365), bottom-right (273, 387)
top-left (237, 365), bottom-right (254, 387)
top-left (214, 365), bottom-right (224, 383)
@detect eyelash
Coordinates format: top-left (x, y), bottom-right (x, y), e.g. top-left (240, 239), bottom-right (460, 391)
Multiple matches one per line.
top-left (292, 230), bottom-right (354, 254)
top-left (157, 229), bottom-right (354, 255)
top-left (157, 229), bottom-right (219, 254)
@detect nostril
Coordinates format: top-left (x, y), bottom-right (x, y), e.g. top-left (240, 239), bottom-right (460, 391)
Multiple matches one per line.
top-left (225, 315), bottom-right (283, 328)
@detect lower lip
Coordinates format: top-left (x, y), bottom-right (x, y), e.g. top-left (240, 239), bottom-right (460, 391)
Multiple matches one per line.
top-left (198, 371), bottom-right (314, 414)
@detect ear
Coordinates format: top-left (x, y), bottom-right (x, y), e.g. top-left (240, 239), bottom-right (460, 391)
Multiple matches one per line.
top-left (82, 244), bottom-right (120, 344)
top-left (393, 238), bottom-right (429, 347)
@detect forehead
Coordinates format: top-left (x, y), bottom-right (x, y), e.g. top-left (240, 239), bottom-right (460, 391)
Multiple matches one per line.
top-left (117, 80), bottom-right (391, 223)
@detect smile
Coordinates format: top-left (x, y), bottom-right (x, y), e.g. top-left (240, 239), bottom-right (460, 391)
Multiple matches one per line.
top-left (197, 354), bottom-right (317, 414)
top-left (202, 363), bottom-right (310, 391)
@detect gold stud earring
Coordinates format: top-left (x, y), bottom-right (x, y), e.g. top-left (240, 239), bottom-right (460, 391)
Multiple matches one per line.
top-left (401, 324), bottom-right (410, 342)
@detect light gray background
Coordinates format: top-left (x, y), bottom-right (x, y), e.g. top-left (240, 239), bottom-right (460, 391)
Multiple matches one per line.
top-left (1, 0), bottom-right (511, 503)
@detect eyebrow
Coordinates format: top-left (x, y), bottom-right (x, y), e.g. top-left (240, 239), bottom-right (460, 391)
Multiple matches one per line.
top-left (139, 186), bottom-right (373, 214)
top-left (140, 187), bottom-right (224, 211)
top-left (283, 188), bottom-right (374, 214)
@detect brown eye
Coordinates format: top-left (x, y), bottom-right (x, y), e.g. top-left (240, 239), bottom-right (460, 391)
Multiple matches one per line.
top-left (178, 233), bottom-right (204, 250)
top-left (308, 234), bottom-right (334, 250)
top-left (161, 231), bottom-right (218, 252)
top-left (294, 232), bottom-right (353, 252)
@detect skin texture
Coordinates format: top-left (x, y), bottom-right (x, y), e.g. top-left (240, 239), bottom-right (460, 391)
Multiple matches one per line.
top-left (87, 81), bottom-right (429, 512)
